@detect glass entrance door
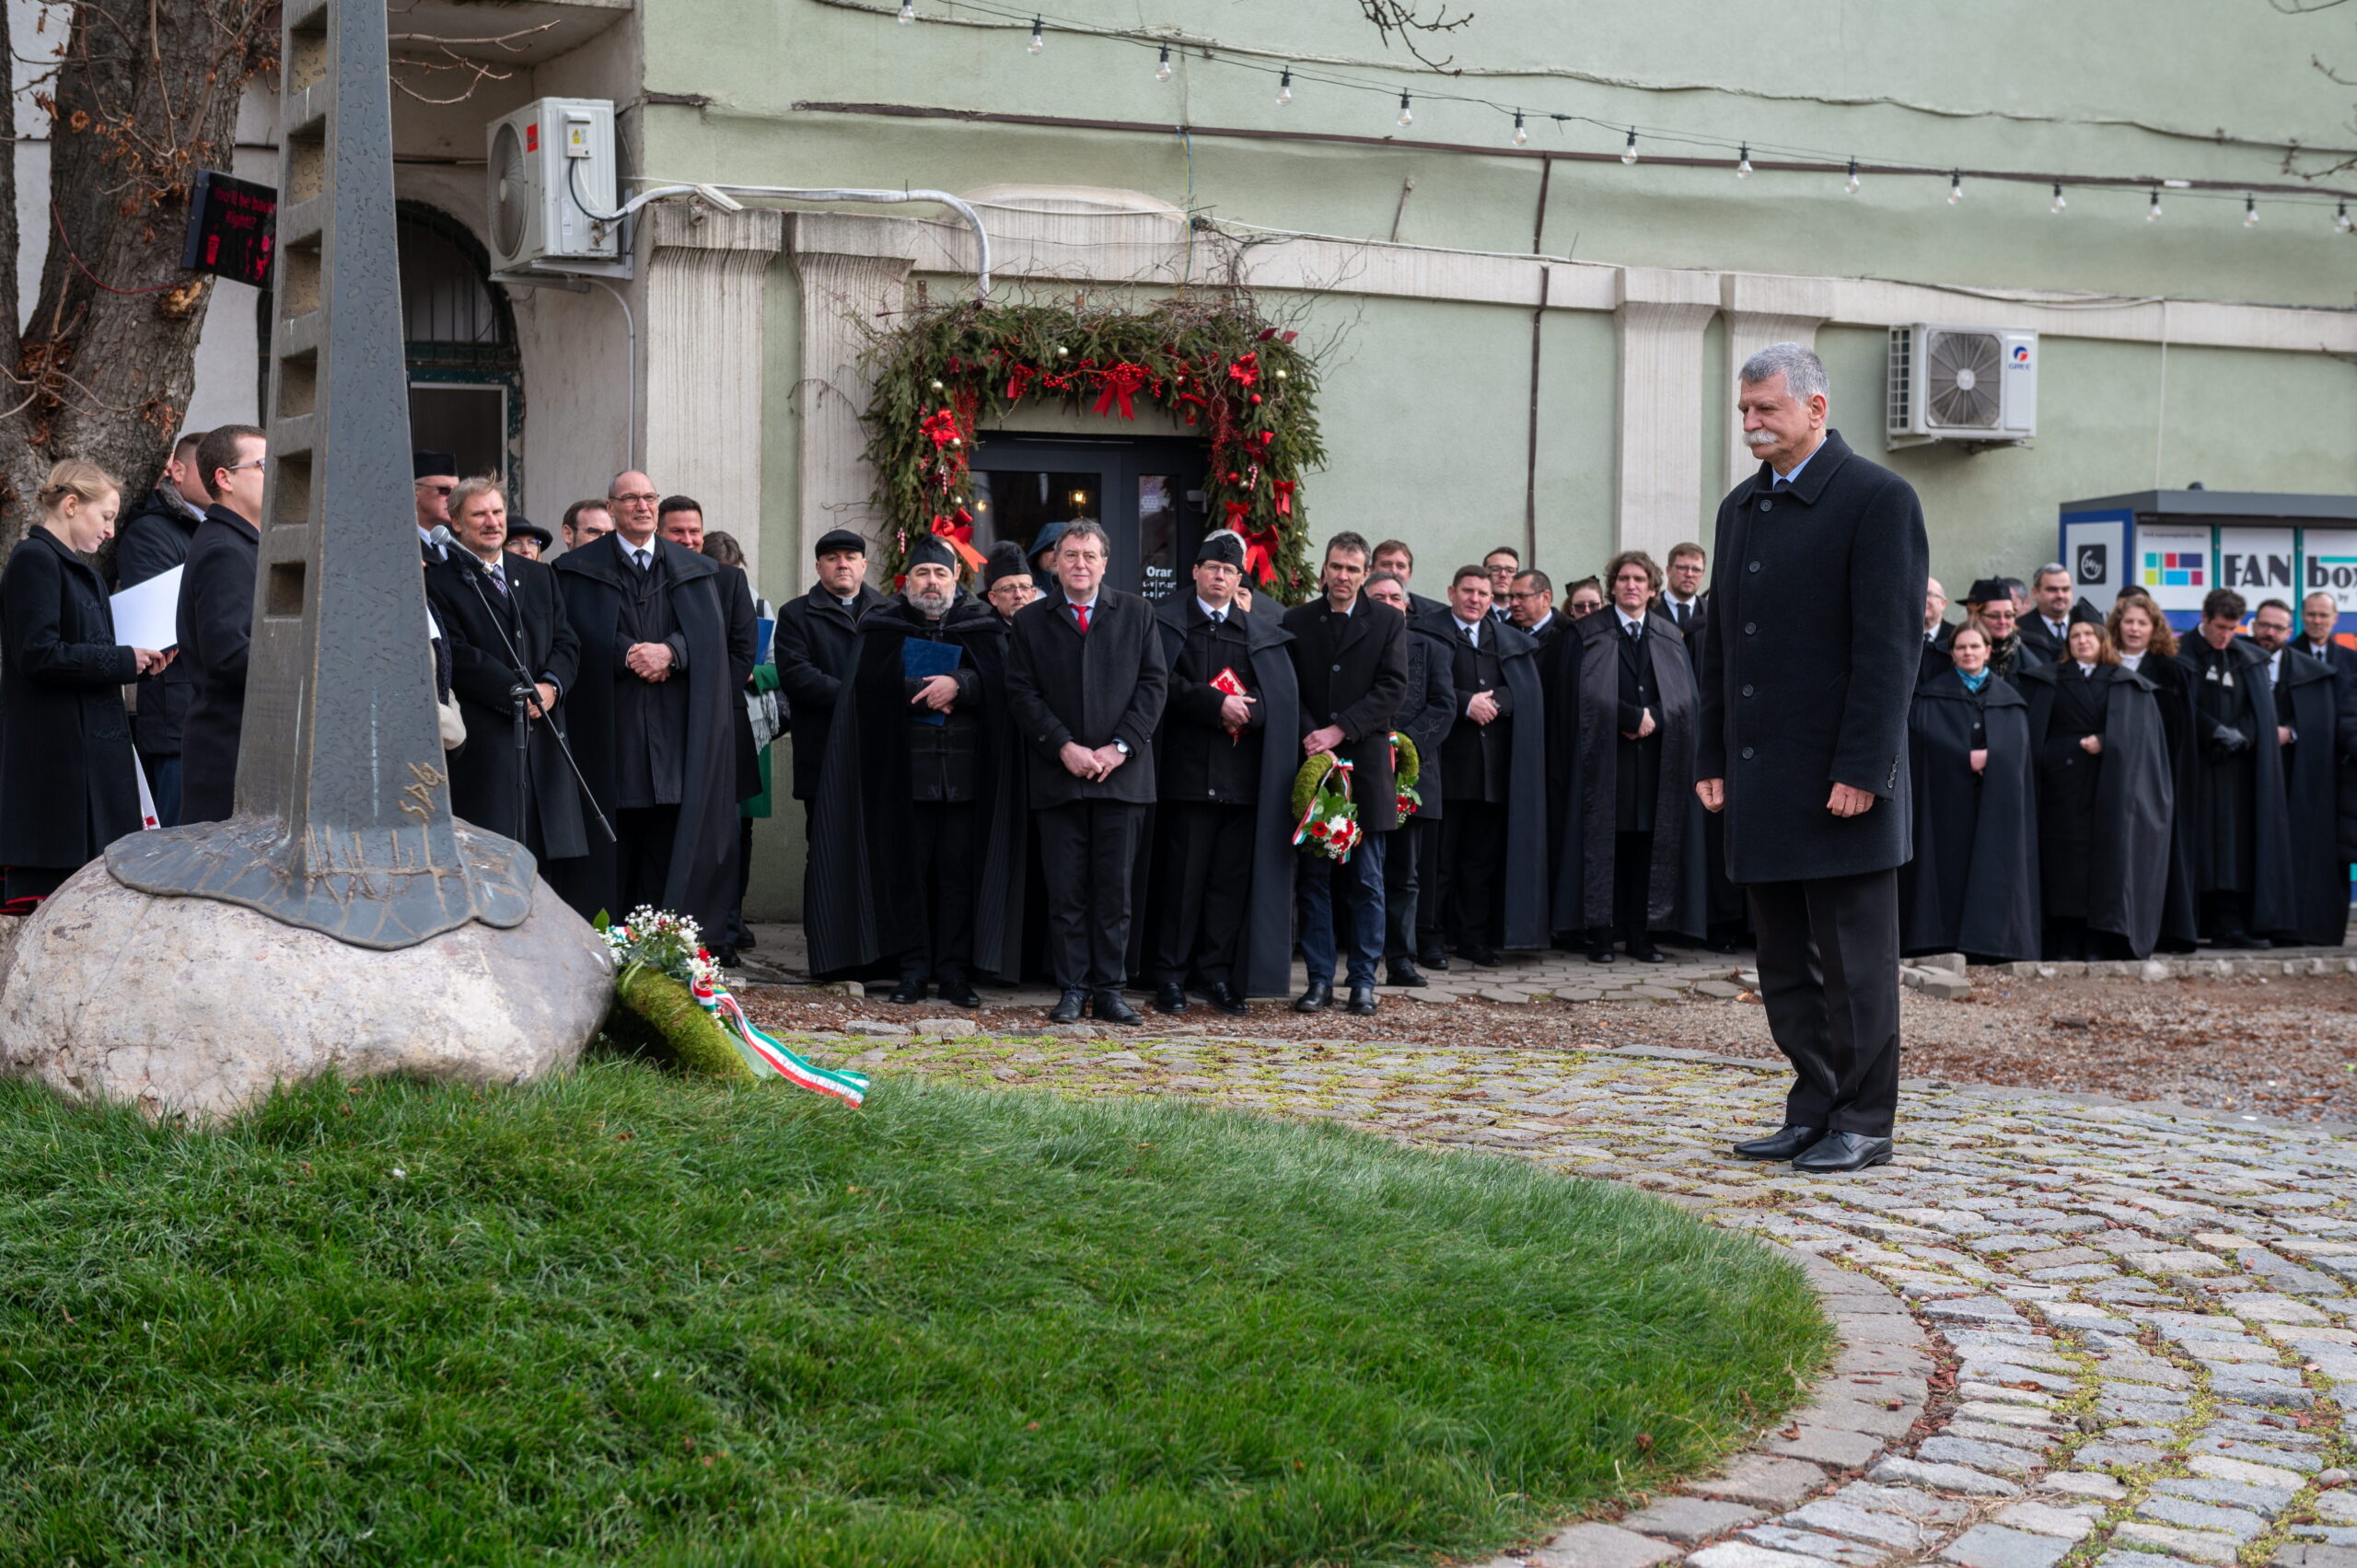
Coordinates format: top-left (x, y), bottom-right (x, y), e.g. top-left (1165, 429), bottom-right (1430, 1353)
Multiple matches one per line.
top-left (967, 435), bottom-right (1208, 598)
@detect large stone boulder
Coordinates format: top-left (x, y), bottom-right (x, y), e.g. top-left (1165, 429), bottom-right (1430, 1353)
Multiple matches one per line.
top-left (0, 861), bottom-right (612, 1121)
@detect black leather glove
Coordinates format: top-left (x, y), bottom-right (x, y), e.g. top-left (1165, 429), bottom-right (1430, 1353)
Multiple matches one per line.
top-left (2209, 724), bottom-right (2251, 757)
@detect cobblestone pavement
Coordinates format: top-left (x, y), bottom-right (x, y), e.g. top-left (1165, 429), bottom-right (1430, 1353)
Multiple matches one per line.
top-left (816, 1028), bottom-right (2357, 1568)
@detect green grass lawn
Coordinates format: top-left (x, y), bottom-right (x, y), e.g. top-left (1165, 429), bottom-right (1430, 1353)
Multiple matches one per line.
top-left (0, 1061), bottom-right (1829, 1567)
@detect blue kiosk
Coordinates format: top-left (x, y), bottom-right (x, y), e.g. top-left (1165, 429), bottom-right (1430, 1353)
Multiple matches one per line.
top-left (2061, 488), bottom-right (2357, 637)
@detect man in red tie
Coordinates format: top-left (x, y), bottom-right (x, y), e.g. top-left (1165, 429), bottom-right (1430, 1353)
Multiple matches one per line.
top-left (1005, 521), bottom-right (1169, 1025)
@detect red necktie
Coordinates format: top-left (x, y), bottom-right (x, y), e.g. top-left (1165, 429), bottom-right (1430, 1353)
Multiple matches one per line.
top-left (1074, 603), bottom-right (1091, 633)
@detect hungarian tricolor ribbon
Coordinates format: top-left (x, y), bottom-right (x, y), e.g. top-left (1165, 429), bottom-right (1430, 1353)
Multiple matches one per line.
top-left (692, 972), bottom-right (871, 1106)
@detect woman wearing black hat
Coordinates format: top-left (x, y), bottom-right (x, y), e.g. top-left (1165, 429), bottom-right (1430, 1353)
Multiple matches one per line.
top-left (1899, 621), bottom-right (2039, 963)
top-left (1963, 577), bottom-right (2049, 681)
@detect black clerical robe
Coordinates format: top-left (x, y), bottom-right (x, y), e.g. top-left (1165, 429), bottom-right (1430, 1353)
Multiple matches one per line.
top-left (1900, 668), bottom-right (2038, 963)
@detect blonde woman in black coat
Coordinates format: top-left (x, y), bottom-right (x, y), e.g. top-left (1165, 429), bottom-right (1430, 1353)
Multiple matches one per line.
top-left (0, 461), bottom-right (171, 912)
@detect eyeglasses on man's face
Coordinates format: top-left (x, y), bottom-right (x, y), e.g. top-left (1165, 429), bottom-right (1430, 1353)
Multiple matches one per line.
top-left (611, 492), bottom-right (660, 507)
top-left (414, 481), bottom-right (453, 496)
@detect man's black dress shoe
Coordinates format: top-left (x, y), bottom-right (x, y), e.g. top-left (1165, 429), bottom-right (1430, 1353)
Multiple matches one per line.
top-left (1418, 948), bottom-right (1449, 970)
top-left (939, 982), bottom-right (983, 1009)
top-left (1153, 981), bottom-right (1190, 1015)
top-left (1295, 980), bottom-right (1332, 1013)
top-left (1629, 944), bottom-right (1670, 963)
top-left (717, 946), bottom-right (740, 968)
top-left (1345, 984), bottom-right (1378, 1016)
top-left (1093, 990), bottom-right (1143, 1026)
top-left (1791, 1131), bottom-right (1894, 1173)
top-left (1386, 960), bottom-right (1428, 988)
top-left (1457, 943), bottom-right (1502, 968)
top-left (1585, 940), bottom-right (1617, 963)
top-left (2212, 933), bottom-right (2272, 950)
top-left (1048, 988), bottom-right (1086, 1025)
top-left (1202, 981), bottom-right (1250, 1016)
top-left (1731, 1124), bottom-right (1825, 1161)
top-left (888, 979), bottom-right (927, 1005)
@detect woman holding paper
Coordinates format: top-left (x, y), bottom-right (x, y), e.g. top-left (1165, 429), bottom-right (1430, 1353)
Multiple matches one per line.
top-left (0, 461), bottom-right (171, 912)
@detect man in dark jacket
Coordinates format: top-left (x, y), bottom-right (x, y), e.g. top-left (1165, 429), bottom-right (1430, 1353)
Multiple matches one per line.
top-left (1283, 532), bottom-right (1410, 1016)
top-left (776, 527), bottom-right (884, 953)
top-left (1373, 539), bottom-right (1446, 618)
top-left (174, 423), bottom-right (267, 825)
top-left (2297, 591), bottom-right (2357, 677)
top-left (1006, 519), bottom-right (1169, 1025)
top-left (1656, 543), bottom-right (1709, 640)
top-left (113, 431), bottom-right (209, 825)
top-left (424, 476), bottom-right (586, 867)
top-left (807, 536), bottom-right (1025, 1005)
top-left (2180, 589), bottom-right (2298, 948)
top-left (1365, 572), bottom-right (1454, 987)
top-left (2249, 599), bottom-right (2345, 947)
top-left (1418, 565), bottom-right (1549, 965)
top-left (548, 470), bottom-right (755, 939)
top-left (1963, 581), bottom-right (2048, 681)
top-left (1698, 343), bottom-right (1927, 1174)
top-left (2015, 563), bottom-right (2074, 665)
top-left (1142, 531), bottom-right (1301, 1014)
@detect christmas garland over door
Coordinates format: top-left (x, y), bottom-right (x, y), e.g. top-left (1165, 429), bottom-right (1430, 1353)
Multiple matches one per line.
top-left (860, 295), bottom-right (1325, 598)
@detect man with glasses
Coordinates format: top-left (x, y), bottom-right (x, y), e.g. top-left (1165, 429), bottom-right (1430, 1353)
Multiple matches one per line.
top-left (1963, 579), bottom-right (2046, 680)
top-left (176, 424), bottom-right (268, 824)
top-left (414, 450), bottom-right (458, 562)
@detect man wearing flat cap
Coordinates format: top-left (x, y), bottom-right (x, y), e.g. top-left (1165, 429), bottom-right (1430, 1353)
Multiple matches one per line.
top-left (1135, 530), bottom-right (1300, 1016)
top-left (413, 450), bottom-right (459, 563)
top-left (776, 527), bottom-right (885, 951)
top-left (807, 535), bottom-right (1027, 1004)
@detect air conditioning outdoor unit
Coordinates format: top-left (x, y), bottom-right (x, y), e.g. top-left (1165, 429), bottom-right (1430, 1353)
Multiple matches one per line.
top-left (1886, 323), bottom-right (2038, 447)
top-left (485, 98), bottom-right (622, 276)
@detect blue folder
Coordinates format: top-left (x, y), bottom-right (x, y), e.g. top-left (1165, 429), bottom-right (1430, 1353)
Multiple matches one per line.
top-left (902, 638), bottom-right (961, 726)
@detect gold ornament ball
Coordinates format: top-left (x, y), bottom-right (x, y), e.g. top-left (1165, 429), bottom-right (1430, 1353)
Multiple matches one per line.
top-left (1273, 368), bottom-right (1288, 380)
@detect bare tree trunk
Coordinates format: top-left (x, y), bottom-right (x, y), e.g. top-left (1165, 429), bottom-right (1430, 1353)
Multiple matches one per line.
top-left (0, 0), bottom-right (276, 540)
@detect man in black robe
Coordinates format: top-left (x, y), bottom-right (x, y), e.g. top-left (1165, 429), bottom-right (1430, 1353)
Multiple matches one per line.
top-left (1364, 572), bottom-right (1454, 987)
top-left (413, 450), bottom-right (458, 564)
top-left (175, 423), bottom-right (267, 825)
top-left (1416, 564), bottom-right (1549, 965)
top-left (2251, 598), bottom-right (2347, 946)
top-left (1920, 576), bottom-right (1956, 680)
top-left (1142, 531), bottom-right (1301, 1014)
top-left (1518, 566), bottom-right (1584, 949)
top-left (2016, 563), bottom-right (2074, 665)
top-left (1656, 543), bottom-right (1708, 640)
top-left (2298, 591), bottom-right (2357, 677)
top-left (807, 536), bottom-right (1025, 1003)
top-left (1284, 532), bottom-right (1410, 1016)
top-left (549, 469), bottom-right (754, 937)
top-left (114, 430), bottom-right (209, 826)
top-left (1963, 579), bottom-right (2047, 681)
top-left (777, 527), bottom-right (885, 952)
top-left (2177, 587), bottom-right (2297, 948)
top-left (1699, 343), bottom-right (1926, 1174)
top-left (1006, 520), bottom-right (1169, 1025)
top-left (424, 476), bottom-right (586, 866)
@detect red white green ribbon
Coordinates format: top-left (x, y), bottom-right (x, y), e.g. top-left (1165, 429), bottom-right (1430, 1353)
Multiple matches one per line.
top-left (692, 973), bottom-right (871, 1106)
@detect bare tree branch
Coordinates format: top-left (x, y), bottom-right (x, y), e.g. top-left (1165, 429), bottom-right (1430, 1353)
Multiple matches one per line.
top-left (1354, 0), bottom-right (1476, 72)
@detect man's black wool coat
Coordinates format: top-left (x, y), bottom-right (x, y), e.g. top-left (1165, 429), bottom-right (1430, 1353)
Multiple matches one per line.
top-left (1283, 596), bottom-right (1411, 832)
top-left (424, 550), bottom-right (587, 861)
top-left (1004, 587), bottom-right (1169, 808)
top-left (775, 579), bottom-right (884, 802)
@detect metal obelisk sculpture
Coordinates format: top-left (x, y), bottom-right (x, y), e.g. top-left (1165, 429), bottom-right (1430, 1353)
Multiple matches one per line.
top-left (109, 0), bottom-right (530, 947)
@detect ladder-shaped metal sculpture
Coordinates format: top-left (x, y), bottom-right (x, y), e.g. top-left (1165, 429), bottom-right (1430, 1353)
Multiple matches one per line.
top-left (110, 0), bottom-right (530, 947)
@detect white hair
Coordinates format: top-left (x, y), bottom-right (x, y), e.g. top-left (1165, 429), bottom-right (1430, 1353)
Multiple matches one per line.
top-left (1738, 342), bottom-right (1829, 404)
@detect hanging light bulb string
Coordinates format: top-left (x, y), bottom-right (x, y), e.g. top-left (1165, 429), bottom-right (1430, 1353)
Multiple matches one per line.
top-left (881, 0), bottom-right (2357, 218)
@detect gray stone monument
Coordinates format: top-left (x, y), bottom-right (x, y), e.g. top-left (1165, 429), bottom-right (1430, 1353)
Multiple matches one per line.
top-left (0, 0), bottom-right (610, 1119)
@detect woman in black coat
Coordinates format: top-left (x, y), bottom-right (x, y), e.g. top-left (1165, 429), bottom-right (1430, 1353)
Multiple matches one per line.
top-left (2109, 591), bottom-right (2200, 949)
top-left (2017, 617), bottom-right (2175, 960)
top-left (1899, 622), bottom-right (2039, 963)
top-left (0, 462), bottom-right (171, 911)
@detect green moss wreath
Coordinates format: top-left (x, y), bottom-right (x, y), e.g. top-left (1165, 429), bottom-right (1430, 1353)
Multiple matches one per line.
top-left (861, 292), bottom-right (1326, 599)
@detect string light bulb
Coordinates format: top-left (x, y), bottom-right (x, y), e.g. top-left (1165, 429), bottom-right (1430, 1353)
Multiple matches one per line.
top-left (897, 0), bottom-right (914, 21)
top-left (1276, 67), bottom-right (1292, 106)
top-left (2245, 194), bottom-right (2259, 228)
top-left (1155, 42), bottom-right (1171, 80)
top-left (2148, 187), bottom-right (2163, 222)
top-left (1948, 169), bottom-right (1963, 204)
top-left (1736, 143), bottom-right (1752, 179)
top-left (1845, 157), bottom-right (1860, 194)
top-left (1397, 90), bottom-right (1413, 128)
top-left (2338, 201), bottom-right (2351, 235)
top-left (1620, 128), bottom-right (1638, 166)
top-left (1027, 16), bottom-right (1043, 53)
top-left (2050, 182), bottom-right (2067, 214)
top-left (1513, 110), bottom-right (1528, 147)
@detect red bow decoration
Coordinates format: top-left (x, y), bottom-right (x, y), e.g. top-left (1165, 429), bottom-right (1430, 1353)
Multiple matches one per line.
top-left (1271, 479), bottom-right (1295, 517)
top-left (1226, 353), bottom-right (1260, 389)
top-left (920, 407), bottom-right (962, 449)
top-left (928, 507), bottom-right (986, 572)
top-left (1255, 328), bottom-right (1298, 344)
top-left (1091, 361), bottom-right (1151, 421)
top-left (1005, 365), bottom-right (1037, 402)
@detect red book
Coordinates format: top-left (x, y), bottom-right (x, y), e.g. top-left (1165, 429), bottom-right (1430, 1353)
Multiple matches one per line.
top-left (1212, 667), bottom-right (1248, 744)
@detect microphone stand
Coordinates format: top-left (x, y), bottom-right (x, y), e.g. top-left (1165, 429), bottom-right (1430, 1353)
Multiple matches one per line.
top-left (435, 531), bottom-right (617, 848)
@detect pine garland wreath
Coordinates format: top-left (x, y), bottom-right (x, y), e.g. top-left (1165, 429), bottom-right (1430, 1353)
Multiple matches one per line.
top-left (860, 292), bottom-right (1325, 598)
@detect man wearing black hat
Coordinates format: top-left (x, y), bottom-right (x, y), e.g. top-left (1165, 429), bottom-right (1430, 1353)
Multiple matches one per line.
top-left (1007, 519), bottom-right (1169, 1025)
top-left (776, 528), bottom-right (885, 939)
top-left (807, 537), bottom-right (1026, 1004)
top-left (981, 540), bottom-right (1036, 623)
top-left (1963, 578), bottom-right (2046, 681)
top-left (1138, 531), bottom-right (1300, 1015)
top-left (414, 451), bottom-right (459, 563)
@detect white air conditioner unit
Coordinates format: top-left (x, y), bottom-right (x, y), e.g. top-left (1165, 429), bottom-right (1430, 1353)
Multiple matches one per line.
top-left (485, 98), bottom-right (622, 275)
top-left (1886, 323), bottom-right (2038, 447)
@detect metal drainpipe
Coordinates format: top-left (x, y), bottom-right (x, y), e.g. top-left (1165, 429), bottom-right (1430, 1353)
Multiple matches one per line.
top-left (590, 277), bottom-right (638, 472)
top-left (1523, 155), bottom-right (1554, 569)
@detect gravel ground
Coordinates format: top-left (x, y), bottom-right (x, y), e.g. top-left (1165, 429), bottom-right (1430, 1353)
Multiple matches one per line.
top-left (739, 967), bottom-right (2357, 1124)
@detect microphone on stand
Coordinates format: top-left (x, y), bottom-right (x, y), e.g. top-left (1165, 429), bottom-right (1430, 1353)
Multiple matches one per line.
top-left (429, 524), bottom-right (466, 563)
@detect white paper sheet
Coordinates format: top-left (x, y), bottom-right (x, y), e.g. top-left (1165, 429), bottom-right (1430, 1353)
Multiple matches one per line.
top-left (110, 564), bottom-right (182, 650)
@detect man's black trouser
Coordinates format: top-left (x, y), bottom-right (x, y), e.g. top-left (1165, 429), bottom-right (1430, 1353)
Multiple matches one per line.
top-left (616, 805), bottom-right (680, 919)
top-left (1613, 829), bottom-right (1654, 947)
top-left (1035, 800), bottom-right (1147, 991)
top-left (1747, 868), bottom-right (1901, 1138)
top-left (1147, 801), bottom-right (1253, 986)
top-left (1438, 801), bottom-right (1506, 947)
top-left (901, 801), bottom-right (978, 985)
top-left (1385, 814), bottom-right (1433, 961)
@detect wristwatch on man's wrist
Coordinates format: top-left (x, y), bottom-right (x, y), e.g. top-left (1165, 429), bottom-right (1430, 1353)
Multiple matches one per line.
top-left (1113, 739), bottom-right (1132, 756)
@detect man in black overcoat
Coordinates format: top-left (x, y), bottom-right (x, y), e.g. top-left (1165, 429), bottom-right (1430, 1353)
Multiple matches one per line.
top-left (2250, 599), bottom-right (2346, 947)
top-left (1005, 519), bottom-right (1169, 1025)
top-left (1365, 572), bottom-right (1454, 987)
top-left (1374, 539), bottom-right (1446, 618)
top-left (549, 469), bottom-right (754, 938)
top-left (112, 432), bottom-right (208, 827)
top-left (1284, 532), bottom-right (1410, 1016)
top-left (1140, 531), bottom-right (1300, 1014)
top-left (777, 528), bottom-right (884, 819)
top-left (2298, 591), bottom-right (2357, 677)
top-left (1919, 576), bottom-right (1956, 680)
top-left (424, 478), bottom-right (586, 866)
top-left (1698, 344), bottom-right (1928, 1174)
top-left (2016, 563), bottom-right (2075, 665)
top-left (413, 450), bottom-right (458, 564)
top-left (2178, 587), bottom-right (2297, 948)
top-left (174, 423), bottom-right (267, 825)
top-left (807, 538), bottom-right (1026, 1004)
top-left (1656, 543), bottom-right (1709, 641)
top-left (1416, 564), bottom-right (1548, 965)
